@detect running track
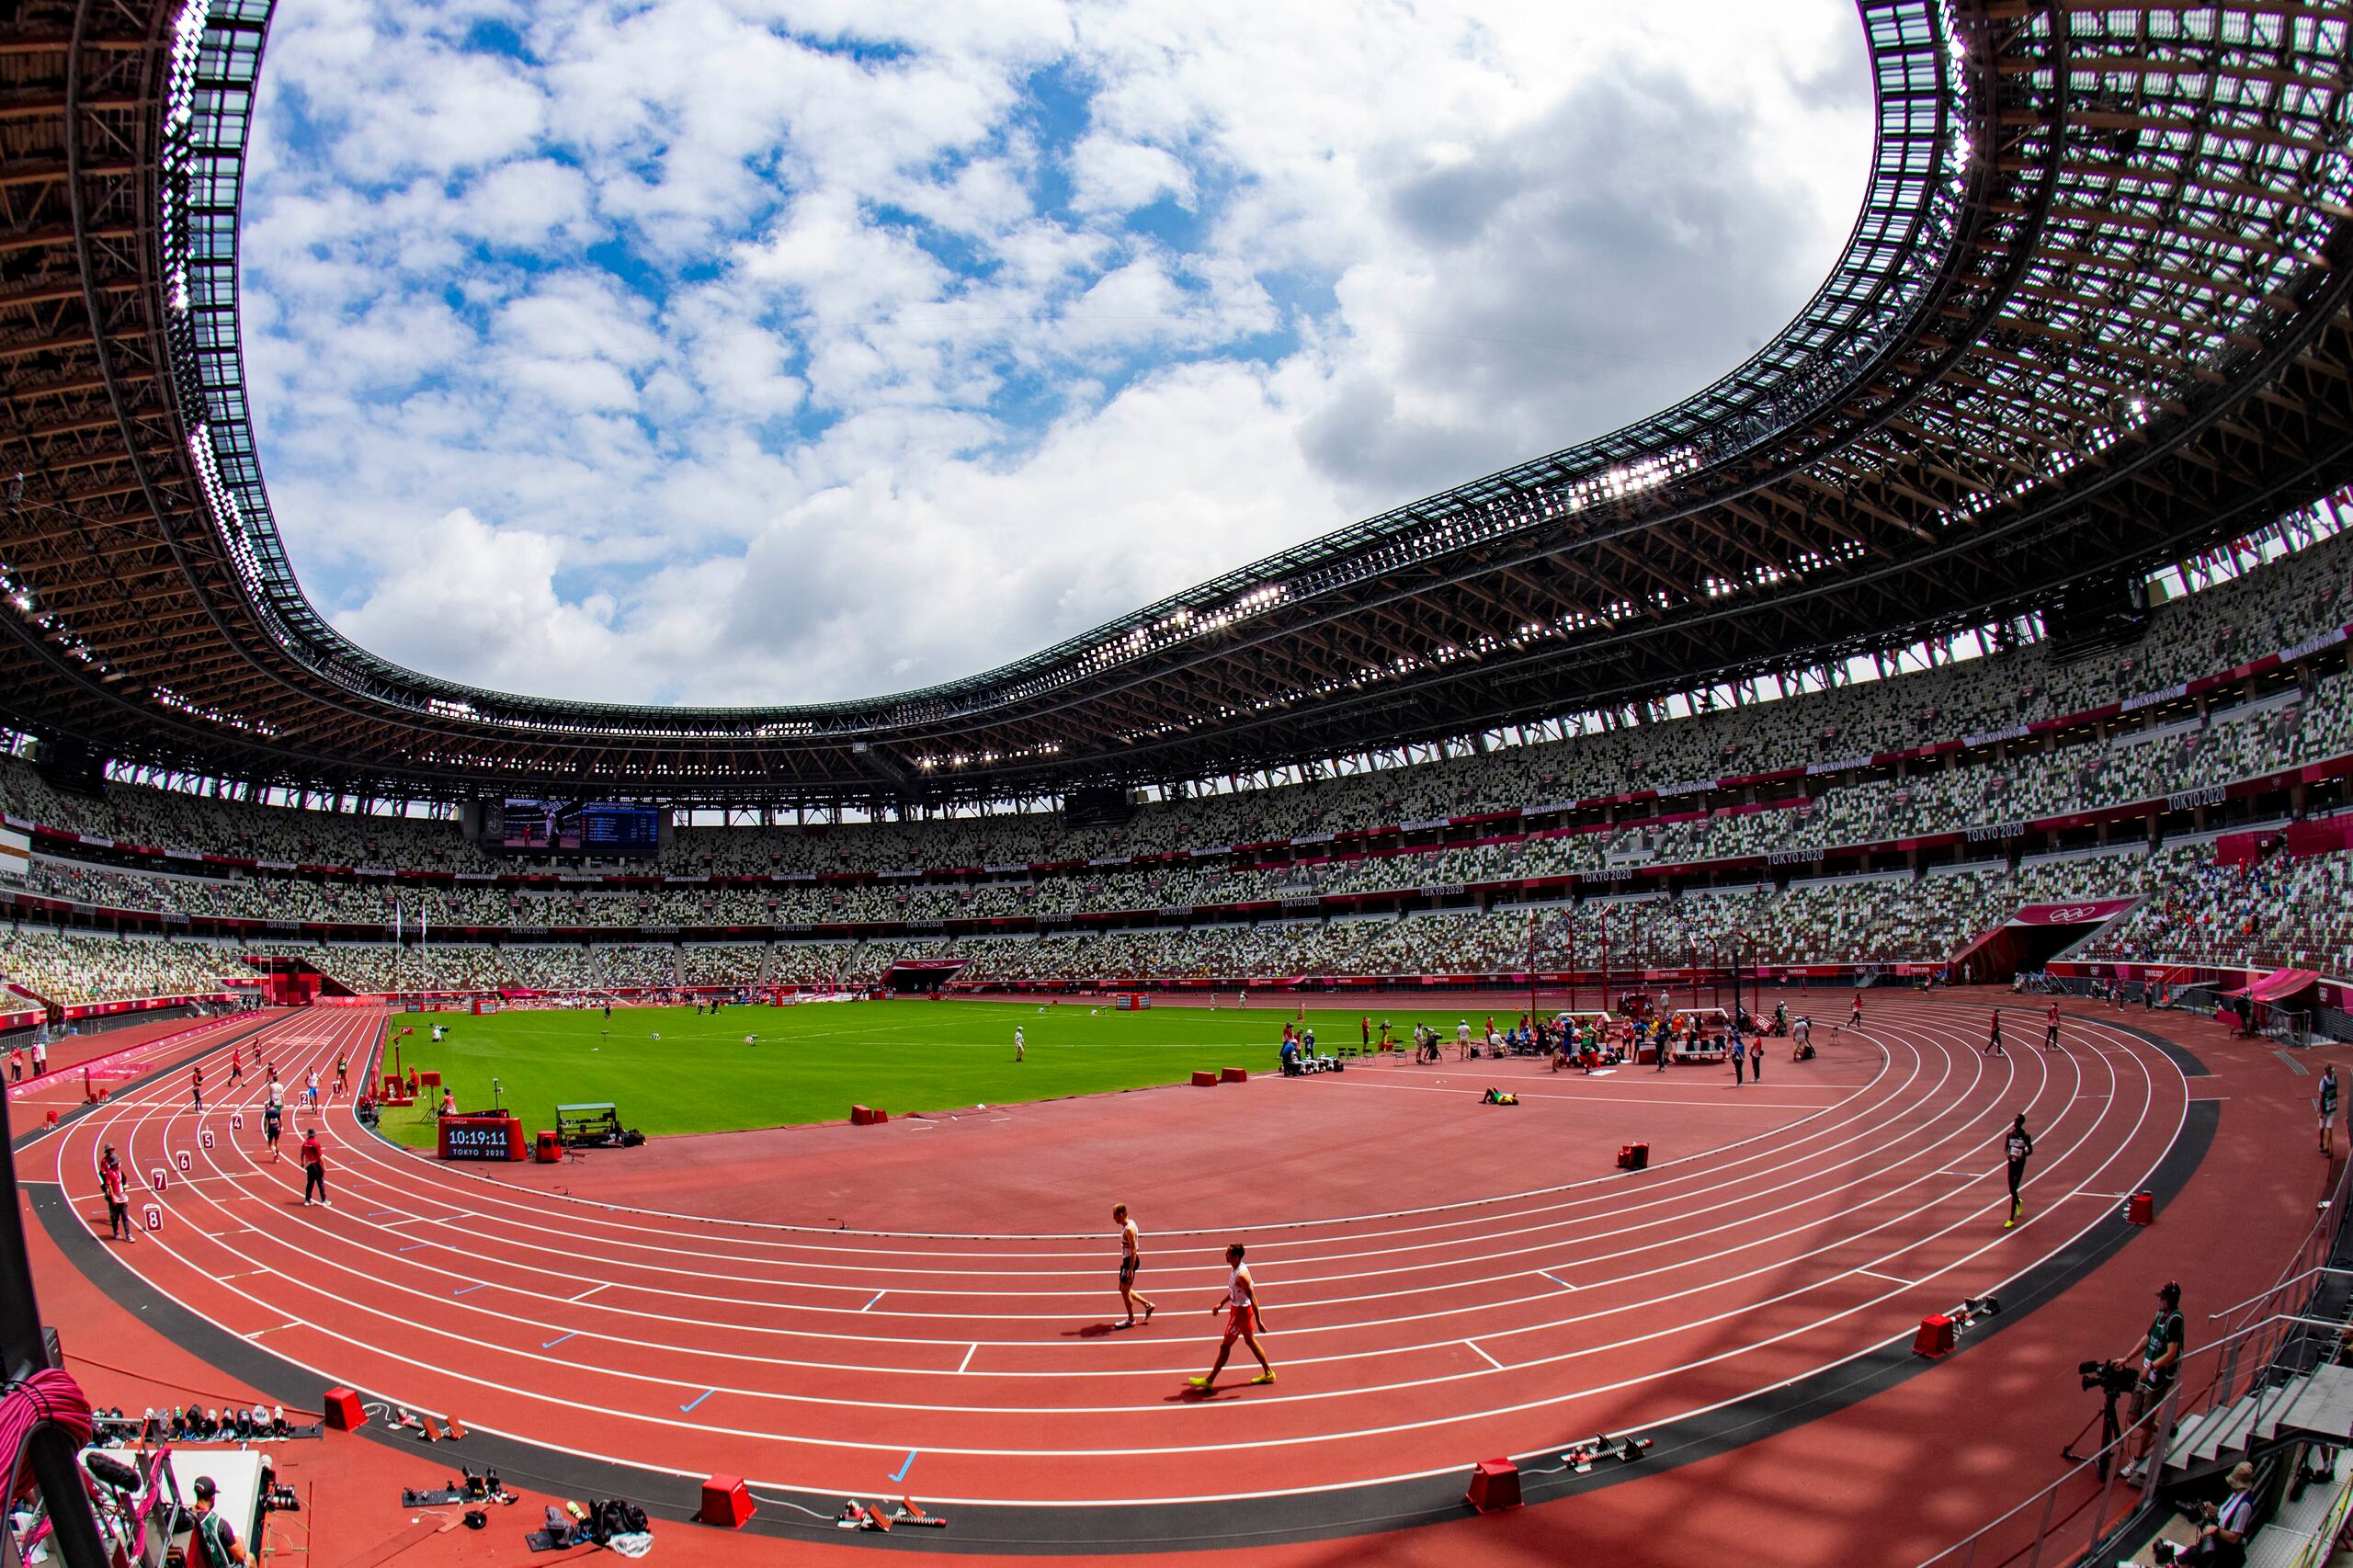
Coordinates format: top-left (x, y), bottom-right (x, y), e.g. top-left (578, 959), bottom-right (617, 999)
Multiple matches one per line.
top-left (25, 1001), bottom-right (2188, 1534)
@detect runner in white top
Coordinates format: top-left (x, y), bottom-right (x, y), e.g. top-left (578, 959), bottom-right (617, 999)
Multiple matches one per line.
top-left (1188, 1243), bottom-right (1275, 1392)
top-left (1112, 1204), bottom-right (1155, 1328)
top-left (1014, 1027), bottom-right (1025, 1063)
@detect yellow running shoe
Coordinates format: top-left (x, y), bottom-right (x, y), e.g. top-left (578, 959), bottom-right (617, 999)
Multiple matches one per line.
top-left (1251, 1371), bottom-right (1277, 1386)
top-left (1187, 1377), bottom-right (1211, 1392)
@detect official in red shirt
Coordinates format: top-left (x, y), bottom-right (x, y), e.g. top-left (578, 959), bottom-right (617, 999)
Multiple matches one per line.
top-left (300, 1130), bottom-right (329, 1208)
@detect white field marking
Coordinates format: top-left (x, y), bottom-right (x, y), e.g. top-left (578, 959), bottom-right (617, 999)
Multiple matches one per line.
top-left (237, 1017), bottom-right (2030, 1317)
top-left (1324, 1076), bottom-right (1843, 1110)
top-left (119, 1026), bottom-right (1985, 1318)
top-left (45, 1040), bottom-right (2179, 1477)
top-left (350, 1034), bottom-right (1899, 1244)
top-left (60, 1006), bottom-right (2174, 1407)
top-left (64, 1003), bottom-right (1976, 1346)
top-left (191, 1028), bottom-right (1928, 1284)
top-left (1465, 1341), bottom-right (1505, 1370)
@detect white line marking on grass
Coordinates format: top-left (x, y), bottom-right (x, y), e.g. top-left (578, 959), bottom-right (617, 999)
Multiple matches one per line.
top-left (1465, 1340), bottom-right (1505, 1370)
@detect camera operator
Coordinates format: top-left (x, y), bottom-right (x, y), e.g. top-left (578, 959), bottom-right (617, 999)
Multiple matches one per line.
top-left (2124, 1280), bottom-right (2188, 1467)
top-left (2161, 1461), bottom-right (2256, 1567)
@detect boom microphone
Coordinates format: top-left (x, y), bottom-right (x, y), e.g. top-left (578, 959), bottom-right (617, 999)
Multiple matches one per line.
top-left (83, 1451), bottom-right (141, 1492)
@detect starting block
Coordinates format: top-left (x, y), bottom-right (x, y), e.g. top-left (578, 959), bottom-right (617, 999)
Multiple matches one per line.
top-left (699, 1474), bottom-right (754, 1528)
top-left (1465, 1458), bottom-right (1521, 1513)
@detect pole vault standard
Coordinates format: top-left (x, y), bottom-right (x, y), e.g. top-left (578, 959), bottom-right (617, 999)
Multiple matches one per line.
top-left (1599, 906), bottom-right (1612, 1018)
top-left (1526, 909), bottom-right (1538, 1030)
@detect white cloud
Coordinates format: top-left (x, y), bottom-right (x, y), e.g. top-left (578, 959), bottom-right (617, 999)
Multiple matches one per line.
top-left (241, 0), bottom-right (1874, 707)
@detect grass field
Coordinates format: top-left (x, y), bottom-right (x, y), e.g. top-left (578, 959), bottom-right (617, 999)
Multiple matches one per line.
top-left (375, 998), bottom-right (1509, 1145)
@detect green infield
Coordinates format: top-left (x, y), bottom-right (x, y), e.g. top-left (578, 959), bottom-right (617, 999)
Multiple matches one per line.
top-left (373, 998), bottom-right (1514, 1144)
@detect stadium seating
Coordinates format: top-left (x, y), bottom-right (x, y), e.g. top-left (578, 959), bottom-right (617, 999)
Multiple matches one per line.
top-left (3, 527), bottom-right (2350, 1002)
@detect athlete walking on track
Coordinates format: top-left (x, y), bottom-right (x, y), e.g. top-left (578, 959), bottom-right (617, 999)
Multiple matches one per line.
top-left (2004, 1113), bottom-right (2033, 1227)
top-left (1112, 1204), bottom-right (1156, 1328)
top-left (2319, 1064), bottom-right (2339, 1157)
top-left (1189, 1243), bottom-right (1275, 1392)
top-left (1984, 1008), bottom-right (2006, 1056)
top-left (2044, 1002), bottom-right (2063, 1052)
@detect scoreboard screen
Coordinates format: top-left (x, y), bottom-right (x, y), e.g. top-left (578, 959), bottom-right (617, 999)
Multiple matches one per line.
top-left (497, 800), bottom-right (661, 857)
top-left (438, 1114), bottom-right (520, 1161)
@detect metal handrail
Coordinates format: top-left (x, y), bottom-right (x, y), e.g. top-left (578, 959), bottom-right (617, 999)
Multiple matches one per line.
top-left (2209, 1266), bottom-right (2353, 1324)
top-left (1921, 1282), bottom-right (2353, 1566)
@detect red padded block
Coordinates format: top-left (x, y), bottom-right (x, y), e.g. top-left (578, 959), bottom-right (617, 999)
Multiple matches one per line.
top-left (2125, 1191), bottom-right (2154, 1226)
top-left (1191, 1071), bottom-right (1218, 1087)
top-left (1912, 1314), bottom-right (1956, 1358)
top-left (850, 1105), bottom-right (889, 1126)
top-left (1617, 1142), bottom-right (1649, 1171)
top-left (323, 1388), bottom-right (364, 1430)
top-left (1220, 1067), bottom-right (1248, 1083)
top-left (1465, 1458), bottom-right (1522, 1512)
top-left (699, 1474), bottom-right (754, 1528)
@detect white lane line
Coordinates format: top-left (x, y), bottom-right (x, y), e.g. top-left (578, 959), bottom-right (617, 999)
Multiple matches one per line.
top-left (1855, 1267), bottom-right (1914, 1288)
top-left (1538, 1270), bottom-right (1576, 1292)
top-left (1464, 1340), bottom-right (1505, 1370)
top-left (573, 1282), bottom-right (609, 1303)
top-left (51, 1003), bottom-right (2182, 1446)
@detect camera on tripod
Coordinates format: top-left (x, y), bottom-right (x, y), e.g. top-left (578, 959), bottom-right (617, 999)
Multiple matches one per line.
top-left (2079, 1358), bottom-right (2138, 1396)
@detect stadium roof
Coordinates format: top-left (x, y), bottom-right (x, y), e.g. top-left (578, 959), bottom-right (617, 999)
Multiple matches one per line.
top-left (1, 0), bottom-right (2350, 809)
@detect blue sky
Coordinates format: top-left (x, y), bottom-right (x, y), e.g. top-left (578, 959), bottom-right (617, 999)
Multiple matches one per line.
top-left (237, 0), bottom-right (1870, 706)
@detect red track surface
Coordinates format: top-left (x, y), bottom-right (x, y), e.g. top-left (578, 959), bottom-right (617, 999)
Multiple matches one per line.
top-left (31, 997), bottom-right (2200, 1518)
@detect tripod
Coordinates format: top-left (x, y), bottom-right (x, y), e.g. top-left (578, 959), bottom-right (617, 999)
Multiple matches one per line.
top-left (2063, 1384), bottom-right (2128, 1480)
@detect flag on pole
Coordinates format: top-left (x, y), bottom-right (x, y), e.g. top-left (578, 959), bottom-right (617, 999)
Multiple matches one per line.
top-left (394, 901), bottom-right (403, 944)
